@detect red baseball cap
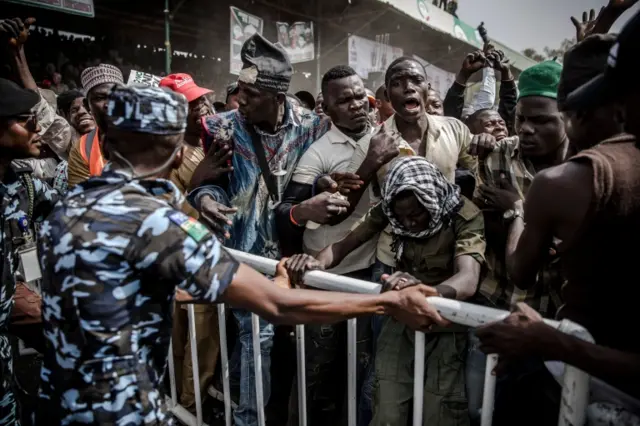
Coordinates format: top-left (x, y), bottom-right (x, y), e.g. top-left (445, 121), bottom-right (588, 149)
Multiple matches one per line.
top-left (159, 73), bottom-right (212, 103)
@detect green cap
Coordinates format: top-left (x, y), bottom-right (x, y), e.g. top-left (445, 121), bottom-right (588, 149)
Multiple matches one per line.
top-left (518, 60), bottom-right (563, 100)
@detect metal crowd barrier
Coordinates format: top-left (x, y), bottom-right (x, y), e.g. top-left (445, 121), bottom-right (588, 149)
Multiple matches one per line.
top-left (167, 248), bottom-right (594, 426)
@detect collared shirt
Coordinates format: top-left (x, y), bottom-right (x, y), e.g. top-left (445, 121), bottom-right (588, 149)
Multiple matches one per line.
top-left (352, 197), bottom-right (485, 284)
top-left (476, 136), bottom-right (563, 316)
top-left (192, 102), bottom-right (330, 259)
top-left (292, 126), bottom-right (376, 275)
top-left (36, 168), bottom-right (239, 425)
top-left (348, 113), bottom-right (477, 267)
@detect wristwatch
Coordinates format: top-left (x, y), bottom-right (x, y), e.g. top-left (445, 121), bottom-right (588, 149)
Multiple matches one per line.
top-left (503, 208), bottom-right (523, 221)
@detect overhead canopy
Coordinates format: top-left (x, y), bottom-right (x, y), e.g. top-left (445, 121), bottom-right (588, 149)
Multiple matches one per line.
top-left (375, 0), bottom-right (537, 72)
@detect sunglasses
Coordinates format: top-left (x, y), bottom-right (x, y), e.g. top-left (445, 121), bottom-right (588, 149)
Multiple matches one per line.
top-left (12, 114), bottom-right (38, 129)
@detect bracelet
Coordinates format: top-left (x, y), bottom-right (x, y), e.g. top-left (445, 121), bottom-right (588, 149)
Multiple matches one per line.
top-left (290, 205), bottom-right (304, 227)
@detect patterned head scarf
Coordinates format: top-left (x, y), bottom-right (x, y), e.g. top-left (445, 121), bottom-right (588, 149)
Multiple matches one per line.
top-left (81, 64), bottom-right (124, 93)
top-left (381, 156), bottom-right (462, 261)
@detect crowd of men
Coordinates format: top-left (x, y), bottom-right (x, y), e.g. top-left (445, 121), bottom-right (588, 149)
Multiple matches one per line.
top-left (0, 1), bottom-right (639, 426)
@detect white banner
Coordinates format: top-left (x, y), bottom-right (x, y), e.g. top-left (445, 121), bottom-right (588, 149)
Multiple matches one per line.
top-left (276, 21), bottom-right (315, 64)
top-left (5, 0), bottom-right (94, 17)
top-left (127, 70), bottom-right (162, 87)
top-left (412, 55), bottom-right (455, 101)
top-left (348, 35), bottom-right (403, 79)
top-left (230, 6), bottom-right (264, 75)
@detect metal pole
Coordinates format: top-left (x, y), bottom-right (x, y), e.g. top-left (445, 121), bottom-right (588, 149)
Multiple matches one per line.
top-left (412, 332), bottom-right (426, 426)
top-left (225, 248), bottom-right (595, 426)
top-left (164, 0), bottom-right (172, 74)
top-left (251, 313), bottom-right (266, 426)
top-left (347, 319), bottom-right (357, 426)
top-left (295, 325), bottom-right (308, 426)
top-left (480, 354), bottom-right (498, 426)
top-left (217, 304), bottom-right (233, 426)
top-left (187, 305), bottom-right (204, 426)
top-left (315, 1), bottom-right (321, 95)
top-left (168, 340), bottom-right (178, 407)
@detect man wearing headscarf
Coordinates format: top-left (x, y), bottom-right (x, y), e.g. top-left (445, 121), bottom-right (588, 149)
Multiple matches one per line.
top-left (189, 33), bottom-right (330, 426)
top-left (286, 156), bottom-right (486, 426)
top-left (66, 63), bottom-right (124, 188)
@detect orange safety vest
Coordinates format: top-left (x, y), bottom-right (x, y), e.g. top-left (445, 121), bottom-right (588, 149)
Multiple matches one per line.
top-left (79, 128), bottom-right (105, 176)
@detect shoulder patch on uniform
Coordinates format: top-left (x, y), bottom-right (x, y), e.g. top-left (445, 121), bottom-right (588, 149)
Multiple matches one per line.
top-left (169, 211), bottom-right (210, 242)
top-left (457, 197), bottom-right (481, 221)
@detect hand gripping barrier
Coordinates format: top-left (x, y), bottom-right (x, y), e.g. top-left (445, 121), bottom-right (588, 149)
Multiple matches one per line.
top-left (167, 248), bottom-right (594, 426)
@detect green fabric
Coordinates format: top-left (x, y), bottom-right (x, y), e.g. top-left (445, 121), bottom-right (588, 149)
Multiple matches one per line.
top-left (371, 317), bottom-right (470, 426)
top-left (518, 60), bottom-right (563, 100)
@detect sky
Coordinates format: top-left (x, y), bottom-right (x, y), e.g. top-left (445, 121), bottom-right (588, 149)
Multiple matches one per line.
top-left (457, 0), bottom-right (640, 53)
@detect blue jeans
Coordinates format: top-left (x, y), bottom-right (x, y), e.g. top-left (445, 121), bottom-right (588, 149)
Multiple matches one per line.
top-left (359, 260), bottom-right (394, 426)
top-left (231, 309), bottom-right (274, 426)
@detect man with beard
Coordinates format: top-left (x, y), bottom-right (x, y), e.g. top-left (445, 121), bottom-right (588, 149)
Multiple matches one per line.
top-left (158, 73), bottom-right (220, 413)
top-left (188, 34), bottom-right (336, 426)
top-left (477, 8), bottom-right (640, 406)
top-left (276, 65), bottom-right (376, 425)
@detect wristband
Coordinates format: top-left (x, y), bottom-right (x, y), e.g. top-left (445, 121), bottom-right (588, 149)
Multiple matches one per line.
top-left (290, 205), bottom-right (304, 227)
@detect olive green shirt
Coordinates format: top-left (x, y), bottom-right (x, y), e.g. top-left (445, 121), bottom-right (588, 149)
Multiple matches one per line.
top-left (352, 197), bottom-right (486, 285)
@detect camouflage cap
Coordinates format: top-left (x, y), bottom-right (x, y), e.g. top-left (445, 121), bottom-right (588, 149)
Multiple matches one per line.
top-left (106, 84), bottom-right (188, 135)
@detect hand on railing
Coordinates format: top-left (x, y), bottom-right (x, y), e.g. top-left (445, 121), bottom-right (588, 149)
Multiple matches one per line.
top-left (284, 254), bottom-right (324, 288)
top-left (274, 258), bottom-right (291, 289)
top-left (475, 303), bottom-right (552, 375)
top-left (389, 285), bottom-right (451, 331)
top-left (380, 271), bottom-right (422, 292)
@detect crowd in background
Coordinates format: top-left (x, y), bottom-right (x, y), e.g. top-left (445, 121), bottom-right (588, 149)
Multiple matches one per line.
top-left (0, 2), bottom-right (639, 426)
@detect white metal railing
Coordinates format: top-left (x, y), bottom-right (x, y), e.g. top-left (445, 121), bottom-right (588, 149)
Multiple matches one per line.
top-left (167, 248), bottom-right (595, 426)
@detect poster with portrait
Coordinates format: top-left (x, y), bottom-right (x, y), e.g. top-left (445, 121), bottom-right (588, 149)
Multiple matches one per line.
top-left (348, 35), bottom-right (403, 80)
top-left (127, 70), bottom-right (161, 87)
top-left (276, 21), bottom-right (315, 64)
top-left (230, 6), bottom-right (264, 75)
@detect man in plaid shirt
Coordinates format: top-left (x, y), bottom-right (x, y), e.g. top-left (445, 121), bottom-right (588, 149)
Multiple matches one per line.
top-left (470, 61), bottom-right (568, 319)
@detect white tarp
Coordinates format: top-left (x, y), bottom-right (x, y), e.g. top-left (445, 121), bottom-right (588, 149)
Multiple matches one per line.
top-left (412, 55), bottom-right (455, 100)
top-left (348, 34), bottom-right (403, 80)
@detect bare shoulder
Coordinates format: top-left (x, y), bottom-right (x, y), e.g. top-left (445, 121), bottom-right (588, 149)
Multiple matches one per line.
top-left (527, 162), bottom-right (593, 218)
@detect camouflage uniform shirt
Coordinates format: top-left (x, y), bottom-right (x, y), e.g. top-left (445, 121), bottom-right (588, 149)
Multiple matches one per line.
top-left (0, 164), bottom-right (60, 426)
top-left (36, 168), bottom-right (239, 425)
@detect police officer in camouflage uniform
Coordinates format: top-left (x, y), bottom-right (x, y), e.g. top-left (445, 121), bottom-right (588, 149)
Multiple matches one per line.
top-left (35, 84), bottom-right (450, 425)
top-left (0, 78), bottom-right (61, 425)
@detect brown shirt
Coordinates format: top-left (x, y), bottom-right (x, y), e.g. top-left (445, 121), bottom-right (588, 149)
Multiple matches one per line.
top-left (170, 145), bottom-right (205, 219)
top-left (560, 134), bottom-right (640, 353)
